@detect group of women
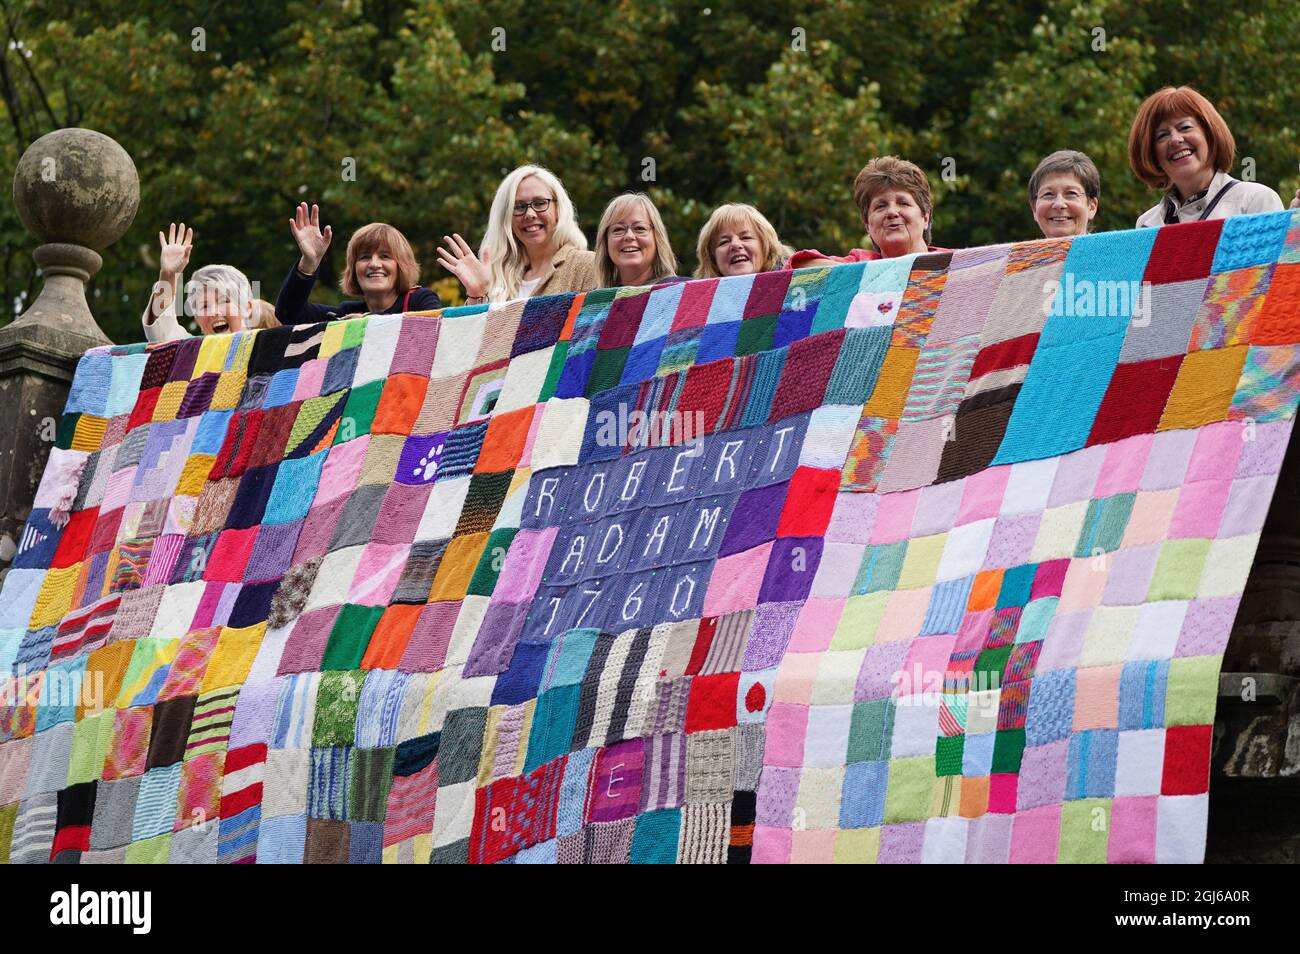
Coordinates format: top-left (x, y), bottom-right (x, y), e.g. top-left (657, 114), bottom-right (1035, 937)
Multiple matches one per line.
top-left (141, 86), bottom-right (1300, 342)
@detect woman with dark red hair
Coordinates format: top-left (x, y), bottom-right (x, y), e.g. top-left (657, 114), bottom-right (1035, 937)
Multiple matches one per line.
top-left (1129, 87), bottom-right (1285, 228)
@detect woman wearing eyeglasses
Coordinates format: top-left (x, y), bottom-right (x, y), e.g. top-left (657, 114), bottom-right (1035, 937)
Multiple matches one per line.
top-left (1028, 150), bottom-right (1101, 238)
top-left (438, 164), bottom-right (596, 304)
top-left (593, 192), bottom-right (687, 288)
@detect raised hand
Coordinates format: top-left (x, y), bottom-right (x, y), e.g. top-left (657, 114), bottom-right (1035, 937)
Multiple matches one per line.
top-left (158, 222), bottom-right (193, 276)
top-left (290, 202), bottom-right (333, 274)
top-left (436, 233), bottom-right (491, 300)
top-left (1291, 187), bottom-right (1299, 210)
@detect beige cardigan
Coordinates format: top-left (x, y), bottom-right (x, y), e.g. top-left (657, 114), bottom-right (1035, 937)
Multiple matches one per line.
top-left (524, 246), bottom-right (597, 299)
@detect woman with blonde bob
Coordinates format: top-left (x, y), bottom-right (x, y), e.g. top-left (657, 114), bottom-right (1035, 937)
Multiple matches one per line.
top-left (439, 164), bottom-right (596, 303)
top-left (594, 192), bottom-right (684, 288)
top-left (1129, 87), bottom-right (1284, 228)
top-left (694, 203), bottom-right (792, 279)
top-left (275, 203), bottom-right (442, 324)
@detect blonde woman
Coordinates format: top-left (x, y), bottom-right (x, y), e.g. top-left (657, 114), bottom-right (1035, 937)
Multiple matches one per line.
top-left (594, 192), bottom-right (685, 288)
top-left (141, 222), bottom-right (259, 342)
top-left (694, 203), bottom-right (792, 278)
top-left (438, 165), bottom-right (596, 303)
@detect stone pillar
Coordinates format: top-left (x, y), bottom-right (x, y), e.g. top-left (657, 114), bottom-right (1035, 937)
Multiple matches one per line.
top-left (1206, 426), bottom-right (1300, 862)
top-left (0, 128), bottom-right (139, 580)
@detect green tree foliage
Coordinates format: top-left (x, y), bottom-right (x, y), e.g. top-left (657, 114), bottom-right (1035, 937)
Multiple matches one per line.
top-left (0, 0), bottom-right (1296, 341)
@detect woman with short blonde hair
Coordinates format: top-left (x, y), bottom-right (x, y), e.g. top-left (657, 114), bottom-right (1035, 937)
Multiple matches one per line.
top-left (439, 164), bottom-right (596, 303)
top-left (594, 192), bottom-right (681, 288)
top-left (694, 203), bottom-right (791, 279)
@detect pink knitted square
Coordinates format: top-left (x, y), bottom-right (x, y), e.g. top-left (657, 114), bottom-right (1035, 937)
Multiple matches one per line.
top-left (869, 488), bottom-right (920, 544)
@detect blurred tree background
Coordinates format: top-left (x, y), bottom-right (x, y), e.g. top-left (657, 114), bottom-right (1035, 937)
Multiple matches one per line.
top-left (0, 0), bottom-right (1296, 342)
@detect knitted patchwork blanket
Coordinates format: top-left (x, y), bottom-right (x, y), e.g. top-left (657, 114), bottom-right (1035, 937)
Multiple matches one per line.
top-left (3, 211), bottom-right (1300, 864)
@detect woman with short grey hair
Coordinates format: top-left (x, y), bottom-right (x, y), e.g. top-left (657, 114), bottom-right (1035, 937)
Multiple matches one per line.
top-left (1028, 150), bottom-right (1100, 238)
top-left (141, 222), bottom-right (260, 342)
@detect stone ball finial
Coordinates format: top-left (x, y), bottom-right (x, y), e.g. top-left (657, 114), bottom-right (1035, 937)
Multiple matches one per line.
top-left (13, 127), bottom-right (140, 251)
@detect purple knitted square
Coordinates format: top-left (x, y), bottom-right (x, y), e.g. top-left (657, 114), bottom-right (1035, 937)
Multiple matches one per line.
top-left (1175, 595), bottom-right (1242, 657)
top-left (965, 812), bottom-right (1013, 863)
top-left (396, 433), bottom-right (448, 486)
top-left (245, 521), bottom-right (303, 583)
top-left (1100, 544), bottom-right (1159, 606)
top-left (912, 478), bottom-right (964, 537)
top-left (1046, 443), bottom-right (1105, 507)
top-left (855, 640), bottom-right (910, 701)
top-left (877, 821), bottom-right (926, 864)
top-left (755, 764), bottom-right (800, 828)
top-left (389, 316), bottom-right (440, 376)
top-left (277, 604), bottom-right (341, 675)
top-left (228, 678), bottom-right (282, 749)
top-left (983, 512), bottom-right (1040, 568)
top-left (1236, 420), bottom-right (1291, 477)
top-left (1037, 608), bottom-right (1090, 671)
top-left (1139, 428), bottom-right (1198, 492)
top-left (758, 536), bottom-right (823, 604)
top-left (1015, 739), bottom-right (1069, 811)
top-left (292, 495), bottom-right (347, 564)
top-left (825, 491), bottom-right (877, 544)
top-left (399, 601), bottom-right (461, 673)
top-left (464, 599), bottom-right (530, 677)
top-left (719, 481), bottom-right (787, 557)
top-left (741, 600), bottom-right (801, 671)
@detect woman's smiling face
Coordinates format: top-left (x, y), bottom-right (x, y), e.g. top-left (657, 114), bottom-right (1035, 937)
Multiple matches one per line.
top-left (713, 220), bottom-right (763, 276)
top-left (511, 175), bottom-right (557, 251)
top-left (865, 187), bottom-right (929, 257)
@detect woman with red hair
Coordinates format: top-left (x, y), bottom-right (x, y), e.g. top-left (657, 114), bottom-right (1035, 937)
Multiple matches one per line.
top-left (1129, 87), bottom-right (1285, 228)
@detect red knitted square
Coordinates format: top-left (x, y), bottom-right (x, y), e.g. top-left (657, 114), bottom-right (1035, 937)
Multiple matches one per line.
top-left (126, 388), bottom-right (160, 432)
top-left (743, 270), bottom-right (792, 319)
top-left (685, 671), bottom-right (741, 732)
top-left (676, 358), bottom-right (733, 434)
top-left (212, 410), bottom-right (261, 479)
top-left (204, 525), bottom-right (259, 583)
top-left (671, 279), bottom-right (718, 331)
top-left (1253, 262), bottom-right (1300, 345)
top-left (598, 293), bottom-right (650, 350)
top-left (685, 617), bottom-right (717, 676)
top-left (88, 507), bottom-right (124, 556)
top-left (777, 466), bottom-right (839, 537)
top-left (1161, 724), bottom-right (1212, 795)
top-left (1143, 218), bottom-right (1223, 284)
top-left (246, 404), bottom-right (300, 469)
top-left (768, 329), bottom-right (845, 422)
top-left (1086, 356), bottom-right (1182, 446)
top-left (970, 333), bottom-right (1039, 380)
top-left (51, 507), bottom-right (98, 569)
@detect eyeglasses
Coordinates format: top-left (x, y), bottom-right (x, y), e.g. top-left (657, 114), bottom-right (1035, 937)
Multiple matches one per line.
top-left (1036, 189), bottom-right (1088, 204)
top-left (512, 197), bottom-right (553, 216)
top-left (609, 223), bottom-right (651, 239)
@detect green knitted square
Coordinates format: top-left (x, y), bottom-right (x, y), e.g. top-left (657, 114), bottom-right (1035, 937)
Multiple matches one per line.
top-left (853, 542), bottom-right (908, 594)
top-left (812, 262), bottom-right (866, 333)
top-left (335, 379), bottom-right (383, 444)
top-left (454, 471), bottom-right (513, 536)
top-left (586, 346), bottom-right (629, 398)
top-left (847, 698), bottom-right (895, 762)
top-left (349, 747), bottom-right (395, 822)
top-left (312, 670), bottom-right (365, 746)
top-left (1075, 493), bottom-right (1137, 557)
top-left (883, 755), bottom-right (935, 823)
top-left (935, 734), bottom-right (965, 777)
top-left (1164, 655), bottom-right (1221, 726)
top-left (341, 318), bottom-right (368, 350)
top-left (1059, 798), bottom-right (1110, 863)
top-left (991, 727), bottom-right (1026, 774)
top-left (467, 527), bottom-right (519, 597)
top-left (1147, 538), bottom-right (1211, 601)
top-left (524, 685), bottom-right (581, 773)
top-left (825, 327), bottom-right (892, 405)
top-left (538, 341), bottom-right (567, 402)
top-left (57, 412), bottom-right (80, 450)
top-left (438, 706), bottom-right (488, 785)
top-left (735, 313), bottom-right (778, 356)
top-left (322, 604), bottom-right (382, 671)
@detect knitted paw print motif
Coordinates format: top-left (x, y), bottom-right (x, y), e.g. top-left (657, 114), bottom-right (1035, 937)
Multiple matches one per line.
top-left (415, 444), bottom-right (443, 482)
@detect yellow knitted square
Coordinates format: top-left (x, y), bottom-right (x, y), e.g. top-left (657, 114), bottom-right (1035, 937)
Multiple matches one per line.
top-left (209, 369), bottom-right (247, 410)
top-left (71, 415), bottom-right (108, 452)
top-left (175, 454), bottom-right (214, 497)
top-left (428, 532), bottom-right (489, 602)
top-left (898, 532), bottom-right (946, 589)
top-left (152, 380), bottom-right (188, 421)
top-left (1158, 345), bottom-right (1247, 430)
top-left (320, 321), bottom-right (347, 359)
top-left (201, 623), bottom-right (267, 693)
top-left (192, 334), bottom-right (232, 377)
top-left (29, 564), bottom-right (81, 629)
top-left (863, 347), bottom-right (919, 418)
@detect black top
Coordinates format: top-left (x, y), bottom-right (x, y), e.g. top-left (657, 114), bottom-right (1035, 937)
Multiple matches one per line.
top-left (275, 265), bottom-right (443, 325)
